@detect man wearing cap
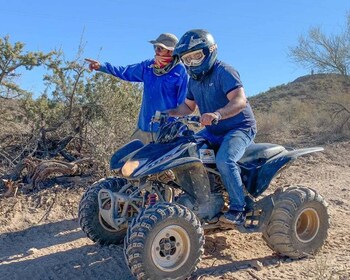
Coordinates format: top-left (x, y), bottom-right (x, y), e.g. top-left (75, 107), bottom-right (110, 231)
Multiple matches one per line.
top-left (85, 33), bottom-right (188, 144)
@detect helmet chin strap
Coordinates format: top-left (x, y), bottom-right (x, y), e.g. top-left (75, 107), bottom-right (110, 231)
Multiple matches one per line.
top-left (189, 71), bottom-right (204, 80)
top-left (188, 65), bottom-right (213, 80)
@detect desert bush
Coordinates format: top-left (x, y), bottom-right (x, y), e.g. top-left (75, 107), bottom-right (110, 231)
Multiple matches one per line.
top-left (82, 73), bottom-right (142, 172)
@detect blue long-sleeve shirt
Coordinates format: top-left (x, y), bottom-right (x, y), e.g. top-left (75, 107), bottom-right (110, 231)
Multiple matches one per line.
top-left (99, 59), bottom-right (188, 132)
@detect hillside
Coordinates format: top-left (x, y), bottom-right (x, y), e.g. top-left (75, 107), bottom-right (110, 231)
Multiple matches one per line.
top-left (250, 73), bottom-right (350, 112)
top-left (249, 74), bottom-right (350, 145)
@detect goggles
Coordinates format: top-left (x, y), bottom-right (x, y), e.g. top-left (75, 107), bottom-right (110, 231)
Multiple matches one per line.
top-left (180, 49), bottom-right (205, 67)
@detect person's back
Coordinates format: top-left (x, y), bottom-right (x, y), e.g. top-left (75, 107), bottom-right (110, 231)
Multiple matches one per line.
top-left (86, 33), bottom-right (188, 144)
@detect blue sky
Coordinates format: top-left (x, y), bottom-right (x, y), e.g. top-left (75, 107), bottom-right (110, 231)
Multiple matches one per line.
top-left (1, 0), bottom-right (349, 97)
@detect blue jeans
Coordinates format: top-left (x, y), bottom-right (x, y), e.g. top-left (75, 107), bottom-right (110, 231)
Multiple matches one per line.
top-left (196, 127), bottom-right (256, 211)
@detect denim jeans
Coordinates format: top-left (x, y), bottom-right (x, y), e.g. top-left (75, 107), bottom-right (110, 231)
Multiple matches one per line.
top-left (196, 127), bottom-right (256, 211)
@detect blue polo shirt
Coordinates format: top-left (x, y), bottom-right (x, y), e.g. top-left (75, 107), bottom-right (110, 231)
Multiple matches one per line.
top-left (187, 60), bottom-right (256, 136)
top-left (99, 59), bottom-right (188, 132)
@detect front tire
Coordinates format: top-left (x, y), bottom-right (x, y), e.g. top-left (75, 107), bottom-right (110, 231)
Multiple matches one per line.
top-left (263, 186), bottom-right (329, 259)
top-left (124, 203), bottom-right (204, 280)
top-left (78, 177), bottom-right (128, 245)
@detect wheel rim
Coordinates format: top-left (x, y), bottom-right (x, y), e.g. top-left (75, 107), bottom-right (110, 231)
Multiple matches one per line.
top-left (151, 225), bottom-right (191, 272)
top-left (295, 207), bottom-right (320, 243)
top-left (98, 188), bottom-right (136, 232)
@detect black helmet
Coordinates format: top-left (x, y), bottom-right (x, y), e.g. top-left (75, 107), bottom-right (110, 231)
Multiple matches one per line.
top-left (174, 29), bottom-right (217, 80)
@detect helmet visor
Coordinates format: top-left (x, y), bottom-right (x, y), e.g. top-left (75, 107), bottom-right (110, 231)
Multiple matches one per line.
top-left (181, 50), bottom-right (205, 67)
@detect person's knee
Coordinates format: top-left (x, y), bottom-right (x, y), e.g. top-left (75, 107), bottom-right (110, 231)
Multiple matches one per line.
top-left (216, 156), bottom-right (239, 173)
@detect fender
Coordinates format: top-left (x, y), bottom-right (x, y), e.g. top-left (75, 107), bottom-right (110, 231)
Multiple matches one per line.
top-left (136, 156), bottom-right (202, 178)
top-left (278, 147), bottom-right (324, 159)
top-left (129, 153), bottom-right (203, 179)
top-left (245, 147), bottom-right (324, 197)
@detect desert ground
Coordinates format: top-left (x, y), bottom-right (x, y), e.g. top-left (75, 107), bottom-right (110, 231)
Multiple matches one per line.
top-left (0, 140), bottom-right (349, 280)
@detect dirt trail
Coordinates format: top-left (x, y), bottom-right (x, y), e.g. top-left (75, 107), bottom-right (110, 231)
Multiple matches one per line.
top-left (1, 141), bottom-right (350, 280)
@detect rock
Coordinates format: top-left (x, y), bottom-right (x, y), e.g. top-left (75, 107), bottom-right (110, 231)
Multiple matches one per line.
top-left (250, 260), bottom-right (264, 271)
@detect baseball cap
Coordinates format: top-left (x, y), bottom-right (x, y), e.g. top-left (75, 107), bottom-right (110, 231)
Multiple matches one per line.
top-left (149, 33), bottom-right (179, 51)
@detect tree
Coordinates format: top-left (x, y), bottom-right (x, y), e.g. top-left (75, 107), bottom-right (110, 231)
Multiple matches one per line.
top-left (20, 47), bottom-right (142, 166)
top-left (0, 35), bottom-right (54, 99)
top-left (0, 34), bottom-right (144, 186)
top-left (289, 12), bottom-right (350, 75)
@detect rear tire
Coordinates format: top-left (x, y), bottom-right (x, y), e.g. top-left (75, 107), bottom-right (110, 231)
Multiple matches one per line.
top-left (263, 186), bottom-right (329, 259)
top-left (78, 177), bottom-right (128, 245)
top-left (124, 203), bottom-right (204, 280)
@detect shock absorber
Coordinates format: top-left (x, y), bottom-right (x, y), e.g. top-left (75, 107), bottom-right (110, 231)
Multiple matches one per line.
top-left (148, 193), bottom-right (158, 205)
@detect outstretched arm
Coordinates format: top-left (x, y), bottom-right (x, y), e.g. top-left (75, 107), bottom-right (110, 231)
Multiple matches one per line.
top-left (85, 58), bottom-right (144, 82)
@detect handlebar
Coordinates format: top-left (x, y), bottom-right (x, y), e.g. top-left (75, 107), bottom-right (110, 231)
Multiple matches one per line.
top-left (211, 118), bottom-right (219, 125)
top-left (152, 111), bottom-right (201, 126)
top-left (150, 111), bottom-right (219, 143)
top-left (152, 111), bottom-right (218, 126)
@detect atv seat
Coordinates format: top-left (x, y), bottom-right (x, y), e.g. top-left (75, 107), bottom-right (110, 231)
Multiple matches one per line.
top-left (239, 143), bottom-right (286, 164)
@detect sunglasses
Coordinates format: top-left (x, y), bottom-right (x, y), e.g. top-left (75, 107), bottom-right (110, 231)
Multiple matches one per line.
top-left (154, 45), bottom-right (167, 52)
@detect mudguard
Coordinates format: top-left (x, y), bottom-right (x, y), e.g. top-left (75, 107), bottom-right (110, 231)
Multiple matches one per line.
top-left (126, 141), bottom-right (197, 178)
top-left (245, 147), bottom-right (324, 197)
top-left (171, 161), bottom-right (211, 205)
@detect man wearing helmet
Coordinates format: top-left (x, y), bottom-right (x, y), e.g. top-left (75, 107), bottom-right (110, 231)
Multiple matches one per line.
top-left (166, 29), bottom-right (257, 225)
top-left (85, 33), bottom-right (188, 144)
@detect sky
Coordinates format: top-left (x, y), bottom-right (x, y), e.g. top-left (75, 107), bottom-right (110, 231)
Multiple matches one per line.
top-left (1, 0), bottom-right (350, 97)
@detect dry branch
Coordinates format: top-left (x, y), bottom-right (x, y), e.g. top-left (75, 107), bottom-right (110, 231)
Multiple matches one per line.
top-left (23, 157), bottom-right (93, 188)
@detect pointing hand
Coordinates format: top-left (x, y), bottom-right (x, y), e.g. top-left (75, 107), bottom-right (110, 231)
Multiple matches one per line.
top-left (85, 58), bottom-right (100, 71)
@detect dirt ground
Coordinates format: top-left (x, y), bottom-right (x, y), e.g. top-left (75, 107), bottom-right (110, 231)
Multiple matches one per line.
top-left (0, 141), bottom-right (349, 280)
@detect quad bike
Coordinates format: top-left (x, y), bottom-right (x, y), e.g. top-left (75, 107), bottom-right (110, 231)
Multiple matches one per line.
top-left (78, 112), bottom-right (329, 280)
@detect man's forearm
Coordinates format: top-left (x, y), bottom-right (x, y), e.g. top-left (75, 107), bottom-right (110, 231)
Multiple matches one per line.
top-left (216, 99), bottom-right (247, 119)
top-left (167, 102), bottom-right (194, 117)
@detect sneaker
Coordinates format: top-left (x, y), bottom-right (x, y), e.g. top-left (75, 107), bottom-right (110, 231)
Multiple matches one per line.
top-left (219, 210), bottom-right (246, 225)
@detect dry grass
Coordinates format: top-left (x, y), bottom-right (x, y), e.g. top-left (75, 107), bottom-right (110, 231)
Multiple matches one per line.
top-left (250, 73), bottom-right (350, 145)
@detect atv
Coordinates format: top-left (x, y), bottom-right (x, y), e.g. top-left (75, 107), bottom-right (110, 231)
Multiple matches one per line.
top-left (78, 112), bottom-right (329, 280)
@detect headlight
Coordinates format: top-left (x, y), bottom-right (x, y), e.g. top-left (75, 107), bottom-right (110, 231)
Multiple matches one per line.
top-left (121, 160), bottom-right (140, 177)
